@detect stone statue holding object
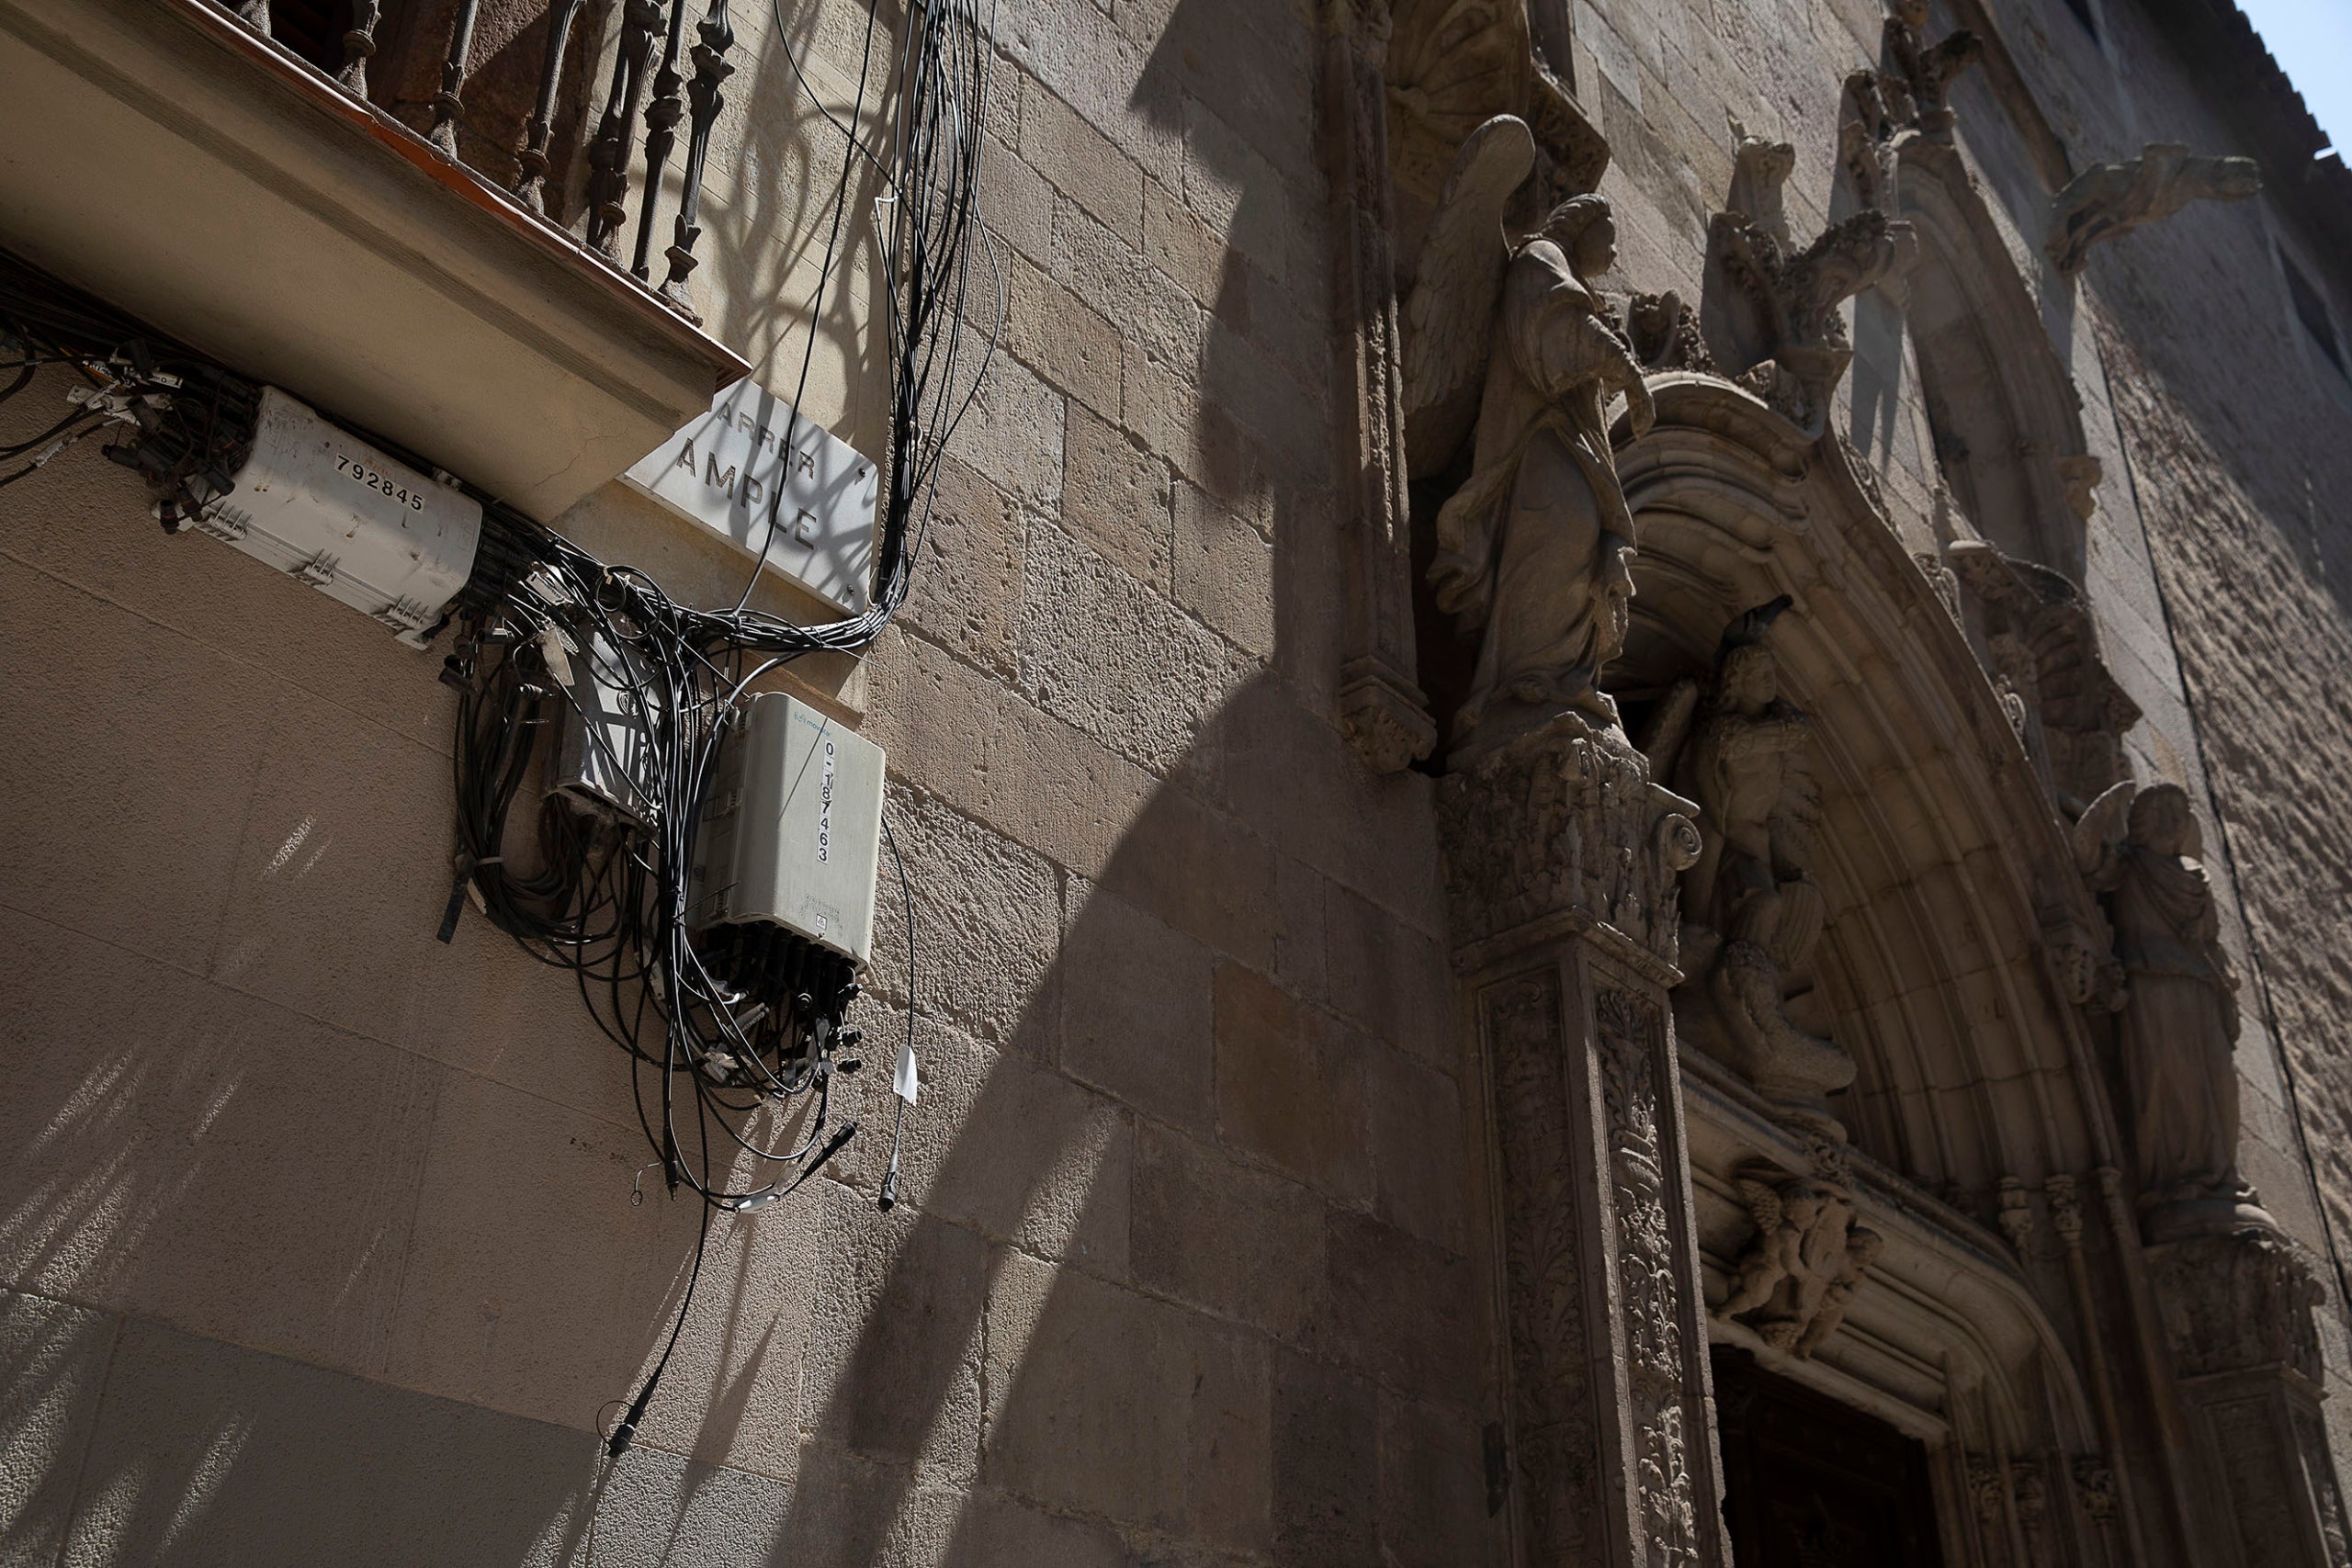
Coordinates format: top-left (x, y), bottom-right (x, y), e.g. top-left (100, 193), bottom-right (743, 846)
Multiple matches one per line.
top-left (1399, 115), bottom-right (1656, 760)
top-left (2073, 781), bottom-right (2275, 1238)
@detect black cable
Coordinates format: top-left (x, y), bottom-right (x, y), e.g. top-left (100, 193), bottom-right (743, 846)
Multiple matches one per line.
top-left (606, 1193), bottom-right (712, 1458)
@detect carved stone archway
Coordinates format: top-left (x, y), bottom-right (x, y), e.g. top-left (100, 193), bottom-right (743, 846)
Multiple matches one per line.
top-left (1611, 376), bottom-right (2162, 1567)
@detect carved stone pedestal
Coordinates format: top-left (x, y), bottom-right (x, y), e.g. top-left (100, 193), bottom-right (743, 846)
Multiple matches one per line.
top-left (1442, 716), bottom-right (1730, 1568)
top-left (2145, 1228), bottom-right (2352, 1566)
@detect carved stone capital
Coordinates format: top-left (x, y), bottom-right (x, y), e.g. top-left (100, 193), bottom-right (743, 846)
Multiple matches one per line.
top-left (1439, 714), bottom-right (1697, 976)
top-left (2148, 1228), bottom-right (2324, 1384)
top-left (1340, 662), bottom-right (1437, 773)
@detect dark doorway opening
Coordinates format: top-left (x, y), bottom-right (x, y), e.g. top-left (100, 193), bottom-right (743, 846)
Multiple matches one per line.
top-left (1713, 1348), bottom-right (1945, 1566)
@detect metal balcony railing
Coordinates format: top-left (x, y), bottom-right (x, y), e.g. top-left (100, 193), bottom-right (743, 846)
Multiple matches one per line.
top-left (216, 0), bottom-right (736, 325)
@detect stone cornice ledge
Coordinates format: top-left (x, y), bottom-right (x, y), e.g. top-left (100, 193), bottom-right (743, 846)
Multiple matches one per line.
top-left (0, 0), bottom-right (750, 519)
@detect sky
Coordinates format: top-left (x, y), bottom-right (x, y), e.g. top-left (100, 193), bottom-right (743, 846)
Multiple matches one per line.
top-left (2235, 0), bottom-right (2352, 156)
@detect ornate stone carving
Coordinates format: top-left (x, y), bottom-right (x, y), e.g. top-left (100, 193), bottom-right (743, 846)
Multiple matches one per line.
top-left (1488, 971), bottom-right (1602, 1562)
top-left (2074, 1455), bottom-right (2120, 1529)
top-left (1324, 0), bottom-right (1437, 773)
top-left (1713, 1167), bottom-right (1882, 1358)
top-left (1706, 142), bottom-right (1914, 438)
top-left (1646, 599), bottom-right (1854, 1131)
top-left (1996, 1176), bottom-right (2035, 1252)
top-left (2011, 1457), bottom-right (2050, 1532)
top-left (1880, 0), bottom-right (1979, 141)
top-left (1440, 714), bottom-right (1697, 962)
top-left (1965, 1451), bottom-right (2006, 1525)
top-left (2144, 1229), bottom-right (2345, 1567)
top-left (2046, 1174), bottom-right (2085, 1248)
top-left (1410, 126), bottom-right (1656, 753)
top-left (1623, 291), bottom-right (1715, 374)
top-left (2073, 782), bottom-right (2274, 1236)
top-left (1385, 0), bottom-right (1609, 240)
top-left (2047, 144), bottom-right (2263, 277)
top-left (1599, 990), bottom-right (1702, 1563)
top-left (2042, 903), bottom-right (2127, 1013)
top-left (1948, 540), bottom-right (2140, 818)
top-left (2149, 1228), bottom-right (2324, 1383)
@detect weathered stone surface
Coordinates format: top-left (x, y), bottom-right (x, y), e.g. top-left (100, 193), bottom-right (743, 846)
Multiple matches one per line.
top-left (982, 1247), bottom-right (1270, 1545)
top-left (1212, 961), bottom-right (1370, 1199)
top-left (1131, 1122), bottom-right (1326, 1338)
top-left (1059, 883), bottom-right (1216, 1134)
top-left (1269, 1347), bottom-right (1378, 1567)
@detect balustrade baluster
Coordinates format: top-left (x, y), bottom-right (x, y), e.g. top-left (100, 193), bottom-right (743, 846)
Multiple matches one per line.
top-left (514, 0), bottom-right (588, 214)
top-left (338, 0), bottom-right (380, 95)
top-left (632, 2), bottom-right (692, 280)
top-left (230, 1), bottom-right (270, 31)
top-left (659, 0), bottom-right (734, 322)
top-left (584, 0), bottom-right (664, 258)
top-left (426, 0), bottom-right (483, 157)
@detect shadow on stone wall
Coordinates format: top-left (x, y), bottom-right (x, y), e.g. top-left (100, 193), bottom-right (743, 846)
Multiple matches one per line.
top-left (0, 0), bottom-right (1487, 1560)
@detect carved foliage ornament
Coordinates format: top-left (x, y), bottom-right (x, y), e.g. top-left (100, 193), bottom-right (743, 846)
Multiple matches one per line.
top-left (1707, 138), bottom-right (1915, 437)
top-left (1599, 989), bottom-right (1701, 1564)
top-left (1439, 711), bottom-right (1698, 964)
top-left (1487, 971), bottom-right (1602, 1561)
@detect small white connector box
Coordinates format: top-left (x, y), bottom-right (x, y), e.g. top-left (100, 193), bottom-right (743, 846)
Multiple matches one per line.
top-left (191, 387), bottom-right (480, 646)
top-left (688, 694), bottom-right (884, 965)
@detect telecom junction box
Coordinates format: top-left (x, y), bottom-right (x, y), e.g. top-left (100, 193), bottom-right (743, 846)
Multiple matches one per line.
top-left (190, 387), bottom-right (480, 647)
top-left (689, 694), bottom-right (885, 966)
top-left (554, 631), bottom-right (663, 826)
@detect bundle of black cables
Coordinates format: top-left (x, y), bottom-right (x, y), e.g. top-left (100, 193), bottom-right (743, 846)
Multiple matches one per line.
top-left (3, 0), bottom-right (999, 1462)
top-left (0, 248), bottom-right (261, 514)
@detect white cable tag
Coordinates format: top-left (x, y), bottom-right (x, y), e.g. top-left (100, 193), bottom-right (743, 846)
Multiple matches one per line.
top-left (892, 1039), bottom-right (919, 1105)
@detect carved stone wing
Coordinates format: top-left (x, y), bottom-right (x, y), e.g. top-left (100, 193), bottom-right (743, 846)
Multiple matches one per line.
top-left (1637, 676), bottom-right (1702, 784)
top-left (2073, 778), bottom-right (2137, 876)
top-left (1401, 114), bottom-right (1535, 478)
top-left (1735, 1175), bottom-right (1785, 1236)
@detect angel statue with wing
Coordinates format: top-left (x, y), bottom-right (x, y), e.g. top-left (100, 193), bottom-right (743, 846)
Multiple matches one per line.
top-left (1713, 1170), bottom-right (1881, 1357)
top-left (1402, 116), bottom-right (1657, 760)
top-left (2073, 781), bottom-right (2271, 1235)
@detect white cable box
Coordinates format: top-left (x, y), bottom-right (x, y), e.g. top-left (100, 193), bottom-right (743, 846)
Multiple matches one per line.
top-left (688, 694), bottom-right (885, 965)
top-left (191, 387), bottom-right (481, 647)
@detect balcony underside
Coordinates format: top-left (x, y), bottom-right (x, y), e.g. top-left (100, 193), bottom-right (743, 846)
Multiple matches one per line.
top-left (0, 0), bottom-right (749, 520)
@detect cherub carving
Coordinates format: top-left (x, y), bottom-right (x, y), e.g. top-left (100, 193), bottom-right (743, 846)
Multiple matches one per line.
top-left (2073, 781), bottom-right (2270, 1234)
top-left (1714, 1170), bottom-right (1881, 1356)
top-left (1646, 599), bottom-right (1855, 1131)
top-left (2047, 143), bottom-right (2262, 276)
top-left (1404, 115), bottom-right (1657, 757)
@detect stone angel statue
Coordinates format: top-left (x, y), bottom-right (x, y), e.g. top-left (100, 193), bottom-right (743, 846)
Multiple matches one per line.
top-left (1402, 115), bottom-right (1657, 757)
top-left (2073, 781), bottom-right (2266, 1231)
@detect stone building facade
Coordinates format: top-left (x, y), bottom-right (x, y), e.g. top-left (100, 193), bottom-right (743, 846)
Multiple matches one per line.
top-left (1, 0), bottom-right (2349, 1564)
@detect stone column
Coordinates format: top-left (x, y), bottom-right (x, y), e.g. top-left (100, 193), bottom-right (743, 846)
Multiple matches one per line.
top-left (1318, 0), bottom-right (1433, 773)
top-left (1442, 715), bottom-right (1729, 1568)
top-left (2144, 1227), bottom-right (2352, 1566)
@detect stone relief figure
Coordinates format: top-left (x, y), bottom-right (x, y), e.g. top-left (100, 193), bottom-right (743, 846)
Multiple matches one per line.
top-left (1714, 1168), bottom-right (1882, 1357)
top-left (1404, 116), bottom-right (1657, 756)
top-left (1646, 599), bottom-right (1856, 1134)
top-left (1705, 136), bottom-right (1914, 437)
top-left (2074, 781), bottom-right (2273, 1236)
top-left (2047, 143), bottom-right (2262, 277)
top-left (1880, 0), bottom-right (1979, 141)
